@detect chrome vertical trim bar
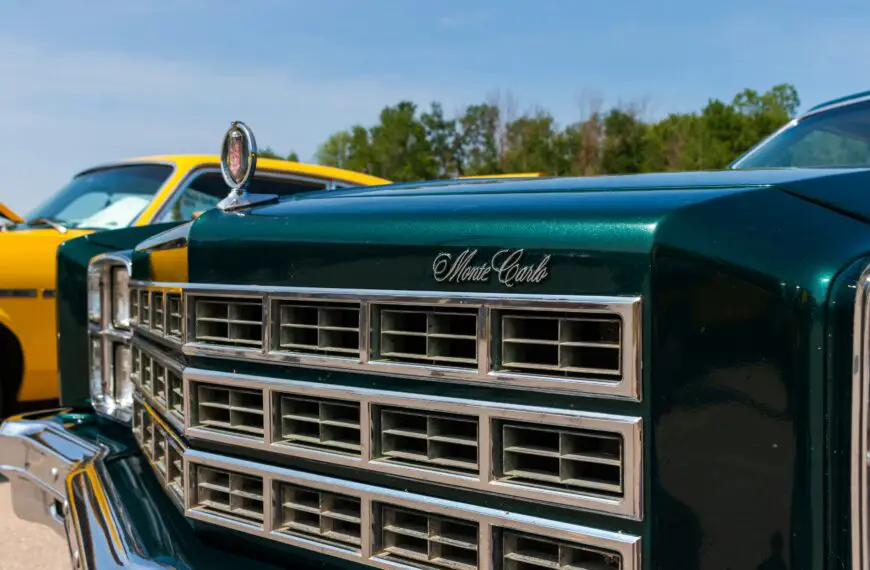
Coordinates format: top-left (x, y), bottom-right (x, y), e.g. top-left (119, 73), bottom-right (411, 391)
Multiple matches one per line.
top-left (853, 265), bottom-right (870, 570)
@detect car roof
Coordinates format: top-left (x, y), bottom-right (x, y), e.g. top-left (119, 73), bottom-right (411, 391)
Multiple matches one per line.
top-left (74, 154), bottom-right (392, 186)
top-left (805, 90), bottom-right (870, 116)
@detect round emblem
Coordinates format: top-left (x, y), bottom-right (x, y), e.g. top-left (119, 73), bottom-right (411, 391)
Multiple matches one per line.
top-left (220, 121), bottom-right (257, 189)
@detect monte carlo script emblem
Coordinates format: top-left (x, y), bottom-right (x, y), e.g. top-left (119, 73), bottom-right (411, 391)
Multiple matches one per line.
top-left (433, 249), bottom-right (551, 287)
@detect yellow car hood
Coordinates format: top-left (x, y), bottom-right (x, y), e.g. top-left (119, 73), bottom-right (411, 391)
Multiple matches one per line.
top-left (0, 228), bottom-right (91, 290)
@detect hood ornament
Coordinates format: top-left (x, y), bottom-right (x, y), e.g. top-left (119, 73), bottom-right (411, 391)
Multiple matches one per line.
top-left (217, 121), bottom-right (276, 211)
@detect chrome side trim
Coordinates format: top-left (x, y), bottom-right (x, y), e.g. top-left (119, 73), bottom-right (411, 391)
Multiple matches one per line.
top-left (853, 265), bottom-right (870, 570)
top-left (132, 280), bottom-right (642, 401)
top-left (184, 368), bottom-right (643, 520)
top-left (185, 449), bottom-right (642, 570)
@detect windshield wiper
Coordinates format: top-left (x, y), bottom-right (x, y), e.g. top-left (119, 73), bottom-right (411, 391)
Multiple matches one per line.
top-left (28, 217), bottom-right (68, 234)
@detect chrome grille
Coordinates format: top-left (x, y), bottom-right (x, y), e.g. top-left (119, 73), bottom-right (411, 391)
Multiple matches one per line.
top-left (131, 341), bottom-right (185, 425)
top-left (184, 369), bottom-right (641, 518)
top-left (277, 483), bottom-right (362, 551)
top-left (276, 394), bottom-right (361, 455)
top-left (503, 530), bottom-right (621, 570)
top-left (193, 465), bottom-right (265, 526)
top-left (372, 305), bottom-right (478, 369)
top-left (375, 505), bottom-right (478, 570)
top-left (194, 297), bottom-right (263, 348)
top-left (496, 310), bottom-right (621, 379)
top-left (185, 452), bottom-right (641, 569)
top-left (132, 399), bottom-right (184, 504)
top-left (375, 407), bottom-right (478, 475)
top-left (496, 421), bottom-right (623, 498)
top-left (152, 291), bottom-right (165, 333)
top-left (277, 300), bottom-right (360, 357)
top-left (167, 293), bottom-right (183, 339)
top-left (148, 283), bottom-right (641, 400)
top-left (193, 382), bottom-right (265, 439)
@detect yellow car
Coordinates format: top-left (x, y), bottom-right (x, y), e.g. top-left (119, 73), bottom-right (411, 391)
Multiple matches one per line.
top-left (0, 154), bottom-right (389, 413)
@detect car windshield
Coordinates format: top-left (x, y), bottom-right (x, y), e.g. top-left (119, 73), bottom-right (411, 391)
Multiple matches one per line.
top-left (732, 100), bottom-right (870, 169)
top-left (25, 164), bottom-right (173, 230)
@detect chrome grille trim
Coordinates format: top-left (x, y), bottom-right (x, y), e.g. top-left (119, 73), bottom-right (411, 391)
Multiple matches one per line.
top-left (372, 305), bottom-right (479, 369)
top-left (132, 397), bottom-right (186, 509)
top-left (277, 483), bottom-right (363, 551)
top-left (853, 264), bottom-right (870, 570)
top-left (193, 295), bottom-right (264, 348)
top-left (495, 421), bottom-right (623, 498)
top-left (130, 284), bottom-right (184, 349)
top-left (376, 504), bottom-right (479, 570)
top-left (502, 530), bottom-right (622, 570)
top-left (277, 299), bottom-right (361, 358)
top-left (184, 368), bottom-right (642, 519)
top-left (184, 450), bottom-right (641, 570)
top-left (191, 465), bottom-right (265, 526)
top-left (130, 337), bottom-right (185, 432)
top-left (131, 281), bottom-right (641, 400)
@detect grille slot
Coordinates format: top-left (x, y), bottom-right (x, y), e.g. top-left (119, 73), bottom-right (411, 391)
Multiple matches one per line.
top-left (132, 399), bottom-right (184, 504)
top-left (141, 291), bottom-right (151, 327)
top-left (497, 421), bottom-right (623, 498)
top-left (194, 383), bottom-right (265, 439)
top-left (131, 345), bottom-right (141, 387)
top-left (373, 305), bottom-right (478, 369)
top-left (167, 368), bottom-right (183, 417)
top-left (276, 394), bottom-right (361, 455)
top-left (167, 440), bottom-right (184, 500)
top-left (194, 465), bottom-right (264, 526)
top-left (152, 292), bottom-right (165, 333)
top-left (277, 300), bottom-right (361, 357)
top-left (497, 310), bottom-right (622, 379)
top-left (376, 407), bottom-right (478, 475)
top-left (502, 530), bottom-right (621, 570)
top-left (167, 293), bottom-right (183, 339)
top-left (276, 483), bottom-right (362, 551)
top-left (130, 288), bottom-right (140, 326)
top-left (194, 297), bottom-right (263, 348)
top-left (376, 505), bottom-right (478, 570)
top-left (131, 342), bottom-right (185, 423)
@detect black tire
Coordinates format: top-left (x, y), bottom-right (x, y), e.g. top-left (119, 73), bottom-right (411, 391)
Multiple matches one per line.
top-left (0, 326), bottom-right (22, 418)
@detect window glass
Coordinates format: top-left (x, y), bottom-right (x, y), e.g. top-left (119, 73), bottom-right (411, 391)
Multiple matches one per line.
top-left (27, 164), bottom-right (172, 229)
top-left (160, 172), bottom-right (327, 222)
top-left (734, 101), bottom-right (870, 168)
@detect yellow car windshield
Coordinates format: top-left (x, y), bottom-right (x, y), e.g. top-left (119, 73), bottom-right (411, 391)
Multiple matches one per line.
top-left (25, 164), bottom-right (173, 230)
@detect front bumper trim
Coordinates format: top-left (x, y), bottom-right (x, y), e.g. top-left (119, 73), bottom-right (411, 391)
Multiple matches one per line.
top-left (0, 410), bottom-right (173, 569)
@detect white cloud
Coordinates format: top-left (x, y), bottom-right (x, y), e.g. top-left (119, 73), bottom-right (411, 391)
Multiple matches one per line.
top-left (0, 37), bottom-right (467, 214)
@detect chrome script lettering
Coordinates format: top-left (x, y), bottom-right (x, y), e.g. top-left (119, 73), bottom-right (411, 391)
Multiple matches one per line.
top-left (432, 249), bottom-right (551, 287)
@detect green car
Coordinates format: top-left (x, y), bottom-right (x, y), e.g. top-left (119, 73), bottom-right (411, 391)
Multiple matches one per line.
top-left (4, 93), bottom-right (870, 569)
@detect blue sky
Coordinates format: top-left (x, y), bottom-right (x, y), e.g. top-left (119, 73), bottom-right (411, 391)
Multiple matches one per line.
top-left (2, 0), bottom-right (870, 213)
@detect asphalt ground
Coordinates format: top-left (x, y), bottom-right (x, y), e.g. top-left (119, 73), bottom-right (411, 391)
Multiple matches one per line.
top-left (0, 476), bottom-right (71, 569)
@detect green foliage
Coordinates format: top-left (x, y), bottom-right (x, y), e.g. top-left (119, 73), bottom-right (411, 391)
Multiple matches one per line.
top-left (309, 83), bottom-right (801, 180)
top-left (259, 147), bottom-right (302, 162)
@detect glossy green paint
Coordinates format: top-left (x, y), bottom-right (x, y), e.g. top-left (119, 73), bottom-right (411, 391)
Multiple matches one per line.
top-left (56, 223), bottom-right (182, 406)
top-left (117, 169), bottom-right (870, 568)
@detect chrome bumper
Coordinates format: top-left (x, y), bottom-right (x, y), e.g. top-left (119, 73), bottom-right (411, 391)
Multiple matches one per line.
top-left (0, 410), bottom-right (171, 569)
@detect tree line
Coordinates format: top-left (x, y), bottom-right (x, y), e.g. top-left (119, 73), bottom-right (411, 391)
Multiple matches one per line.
top-left (261, 84), bottom-right (801, 180)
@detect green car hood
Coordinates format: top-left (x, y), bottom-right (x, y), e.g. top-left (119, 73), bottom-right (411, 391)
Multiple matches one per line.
top-left (176, 168), bottom-right (870, 297)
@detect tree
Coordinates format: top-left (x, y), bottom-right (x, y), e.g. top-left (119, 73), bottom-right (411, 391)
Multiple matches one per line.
top-left (312, 84), bottom-right (801, 181)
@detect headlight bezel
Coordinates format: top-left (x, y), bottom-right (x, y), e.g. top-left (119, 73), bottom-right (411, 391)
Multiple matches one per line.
top-left (87, 252), bottom-right (134, 424)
